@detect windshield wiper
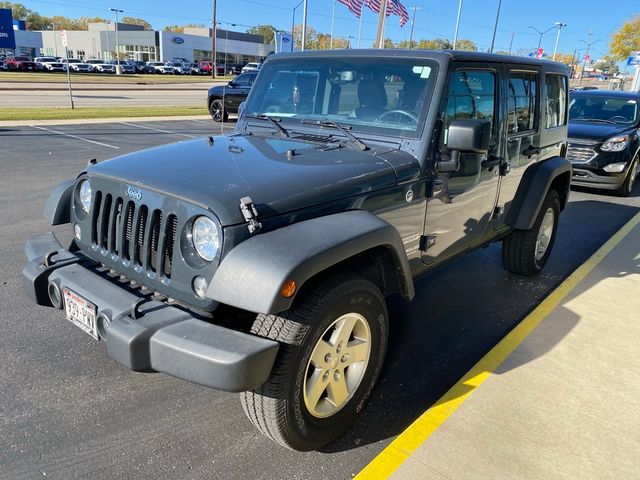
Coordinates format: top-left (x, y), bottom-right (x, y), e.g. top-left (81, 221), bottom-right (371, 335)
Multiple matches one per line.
top-left (301, 119), bottom-right (368, 151)
top-left (576, 118), bottom-right (617, 125)
top-left (244, 114), bottom-right (290, 138)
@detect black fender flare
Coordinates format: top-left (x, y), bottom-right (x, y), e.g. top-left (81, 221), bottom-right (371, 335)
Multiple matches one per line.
top-left (43, 179), bottom-right (74, 225)
top-left (207, 210), bottom-right (415, 314)
top-left (507, 157), bottom-right (572, 231)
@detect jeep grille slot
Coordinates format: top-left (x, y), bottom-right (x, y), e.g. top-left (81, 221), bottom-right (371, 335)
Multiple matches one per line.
top-left (89, 191), bottom-right (177, 280)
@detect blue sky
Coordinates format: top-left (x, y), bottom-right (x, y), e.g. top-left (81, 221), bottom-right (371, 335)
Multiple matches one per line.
top-left (18, 0), bottom-right (638, 59)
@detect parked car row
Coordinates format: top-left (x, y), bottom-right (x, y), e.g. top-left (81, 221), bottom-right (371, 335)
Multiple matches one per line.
top-left (0, 55), bottom-right (244, 75)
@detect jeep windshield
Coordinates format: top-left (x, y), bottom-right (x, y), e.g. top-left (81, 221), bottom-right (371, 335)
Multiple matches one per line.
top-left (243, 57), bottom-right (438, 139)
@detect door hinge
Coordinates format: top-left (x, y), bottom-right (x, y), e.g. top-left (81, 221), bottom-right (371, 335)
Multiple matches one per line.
top-left (420, 234), bottom-right (437, 251)
top-left (240, 196), bottom-right (262, 234)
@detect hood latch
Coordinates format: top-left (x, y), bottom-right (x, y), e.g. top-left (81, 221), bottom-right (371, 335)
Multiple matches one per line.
top-left (240, 196), bottom-right (262, 234)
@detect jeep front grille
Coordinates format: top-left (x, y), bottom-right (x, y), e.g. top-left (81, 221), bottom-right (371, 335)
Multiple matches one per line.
top-left (90, 191), bottom-right (177, 278)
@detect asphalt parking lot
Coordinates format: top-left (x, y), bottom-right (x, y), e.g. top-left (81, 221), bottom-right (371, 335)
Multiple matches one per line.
top-left (1, 119), bottom-right (639, 479)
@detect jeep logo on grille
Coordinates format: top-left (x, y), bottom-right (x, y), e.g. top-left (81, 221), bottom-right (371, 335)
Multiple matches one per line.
top-left (125, 186), bottom-right (142, 201)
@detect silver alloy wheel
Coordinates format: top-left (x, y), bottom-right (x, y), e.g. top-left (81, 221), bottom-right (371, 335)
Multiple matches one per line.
top-left (303, 313), bottom-right (372, 418)
top-left (211, 100), bottom-right (223, 121)
top-left (535, 207), bottom-right (555, 261)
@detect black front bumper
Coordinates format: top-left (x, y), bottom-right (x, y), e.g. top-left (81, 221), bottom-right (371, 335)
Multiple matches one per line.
top-left (22, 233), bottom-right (279, 392)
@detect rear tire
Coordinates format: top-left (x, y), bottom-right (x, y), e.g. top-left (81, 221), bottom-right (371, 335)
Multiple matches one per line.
top-left (502, 189), bottom-right (560, 276)
top-left (209, 98), bottom-right (228, 122)
top-left (239, 274), bottom-right (388, 451)
top-left (617, 157), bottom-right (638, 197)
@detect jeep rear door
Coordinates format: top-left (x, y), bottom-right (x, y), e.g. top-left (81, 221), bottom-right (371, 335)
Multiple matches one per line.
top-left (422, 66), bottom-right (503, 265)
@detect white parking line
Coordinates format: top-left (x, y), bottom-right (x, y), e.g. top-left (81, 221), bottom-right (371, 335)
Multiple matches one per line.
top-left (186, 118), bottom-right (214, 125)
top-left (119, 122), bottom-right (198, 138)
top-left (31, 126), bottom-right (120, 149)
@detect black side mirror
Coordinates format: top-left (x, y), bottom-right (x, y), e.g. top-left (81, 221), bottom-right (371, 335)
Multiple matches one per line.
top-left (446, 119), bottom-right (491, 153)
top-left (436, 119), bottom-right (491, 173)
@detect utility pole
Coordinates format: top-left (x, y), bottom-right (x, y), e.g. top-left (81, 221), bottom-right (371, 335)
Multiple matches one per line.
top-left (579, 33), bottom-right (600, 85)
top-left (453, 0), bottom-right (463, 50)
top-left (211, 0), bottom-right (217, 79)
top-left (375, 0), bottom-right (388, 49)
top-left (109, 8), bottom-right (123, 75)
top-left (408, 6), bottom-right (421, 48)
top-left (489, 0), bottom-right (502, 53)
top-left (552, 22), bottom-right (567, 61)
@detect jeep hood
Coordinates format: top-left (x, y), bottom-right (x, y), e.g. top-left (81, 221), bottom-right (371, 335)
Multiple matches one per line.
top-left (87, 134), bottom-right (405, 226)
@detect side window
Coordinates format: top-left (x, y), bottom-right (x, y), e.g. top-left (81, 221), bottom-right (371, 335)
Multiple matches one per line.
top-left (508, 72), bottom-right (537, 133)
top-left (234, 74), bottom-right (251, 87)
top-left (444, 70), bottom-right (496, 132)
top-left (545, 74), bottom-right (567, 129)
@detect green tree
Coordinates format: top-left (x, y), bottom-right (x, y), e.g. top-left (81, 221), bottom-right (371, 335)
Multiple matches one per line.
top-left (610, 15), bottom-right (640, 60)
top-left (455, 39), bottom-right (476, 51)
top-left (417, 38), bottom-right (452, 50)
top-left (246, 24), bottom-right (277, 45)
top-left (396, 39), bottom-right (418, 49)
top-left (293, 24), bottom-right (316, 50)
top-left (595, 55), bottom-right (619, 74)
top-left (121, 16), bottom-right (152, 30)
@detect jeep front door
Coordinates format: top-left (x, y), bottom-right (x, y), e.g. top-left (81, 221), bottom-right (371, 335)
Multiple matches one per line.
top-left (422, 68), bottom-right (502, 265)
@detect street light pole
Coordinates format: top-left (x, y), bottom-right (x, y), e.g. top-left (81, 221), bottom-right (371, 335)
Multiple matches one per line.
top-left (330, 0), bottom-right (336, 49)
top-left (109, 8), bottom-right (123, 75)
top-left (489, 0), bottom-right (502, 53)
top-left (408, 6), bottom-right (421, 48)
top-left (552, 22), bottom-right (567, 61)
top-left (292, 0), bottom-right (304, 48)
top-left (211, 0), bottom-right (217, 79)
top-left (579, 36), bottom-right (600, 85)
top-left (301, 0), bottom-right (308, 51)
top-left (529, 25), bottom-right (555, 56)
top-left (453, 0), bottom-right (463, 50)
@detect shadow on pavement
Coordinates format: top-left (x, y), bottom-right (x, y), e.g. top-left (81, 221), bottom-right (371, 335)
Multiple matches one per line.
top-left (322, 199), bottom-right (639, 453)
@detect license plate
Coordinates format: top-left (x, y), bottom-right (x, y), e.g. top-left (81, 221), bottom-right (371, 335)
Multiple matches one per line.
top-left (63, 289), bottom-right (98, 340)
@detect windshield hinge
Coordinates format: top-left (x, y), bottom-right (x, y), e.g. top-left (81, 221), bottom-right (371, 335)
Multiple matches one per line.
top-left (419, 234), bottom-right (437, 251)
top-left (240, 196), bottom-right (262, 234)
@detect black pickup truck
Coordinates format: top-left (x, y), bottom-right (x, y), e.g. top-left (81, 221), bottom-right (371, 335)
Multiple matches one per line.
top-left (23, 50), bottom-right (571, 451)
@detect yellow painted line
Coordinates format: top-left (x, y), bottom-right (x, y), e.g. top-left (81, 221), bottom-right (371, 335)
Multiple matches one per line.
top-left (356, 210), bottom-right (640, 480)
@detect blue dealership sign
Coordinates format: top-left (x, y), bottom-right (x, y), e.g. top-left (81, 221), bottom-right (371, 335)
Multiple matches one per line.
top-left (0, 8), bottom-right (16, 50)
top-left (171, 36), bottom-right (184, 44)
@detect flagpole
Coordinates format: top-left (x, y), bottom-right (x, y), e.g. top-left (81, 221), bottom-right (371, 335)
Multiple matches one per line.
top-left (375, 0), bottom-right (388, 49)
top-left (357, 8), bottom-right (363, 48)
top-left (330, 0), bottom-right (336, 49)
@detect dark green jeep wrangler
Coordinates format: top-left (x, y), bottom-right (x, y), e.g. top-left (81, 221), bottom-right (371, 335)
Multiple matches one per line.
top-left (23, 50), bottom-right (571, 451)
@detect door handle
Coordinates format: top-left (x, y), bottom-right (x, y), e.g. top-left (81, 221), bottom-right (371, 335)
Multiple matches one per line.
top-left (481, 156), bottom-right (503, 169)
top-left (522, 145), bottom-right (541, 158)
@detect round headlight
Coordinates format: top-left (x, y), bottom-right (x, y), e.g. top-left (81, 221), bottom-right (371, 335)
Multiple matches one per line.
top-left (192, 216), bottom-right (220, 262)
top-left (79, 180), bottom-right (92, 213)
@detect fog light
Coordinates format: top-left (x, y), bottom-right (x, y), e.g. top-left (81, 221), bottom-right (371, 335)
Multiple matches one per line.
top-left (603, 162), bottom-right (627, 173)
top-left (74, 223), bottom-right (82, 240)
top-left (192, 276), bottom-right (208, 299)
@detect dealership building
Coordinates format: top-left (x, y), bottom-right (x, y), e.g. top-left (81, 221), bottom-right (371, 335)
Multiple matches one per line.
top-left (8, 22), bottom-right (272, 64)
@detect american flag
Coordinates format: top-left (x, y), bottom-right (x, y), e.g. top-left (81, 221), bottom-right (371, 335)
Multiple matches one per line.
top-left (364, 0), bottom-right (409, 27)
top-left (337, 0), bottom-right (364, 17)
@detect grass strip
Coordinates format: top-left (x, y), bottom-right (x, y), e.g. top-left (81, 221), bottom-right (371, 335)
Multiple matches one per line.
top-left (0, 106), bottom-right (210, 121)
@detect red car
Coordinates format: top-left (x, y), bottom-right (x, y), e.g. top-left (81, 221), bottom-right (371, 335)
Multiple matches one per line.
top-left (6, 56), bottom-right (37, 71)
top-left (198, 61), bottom-right (225, 75)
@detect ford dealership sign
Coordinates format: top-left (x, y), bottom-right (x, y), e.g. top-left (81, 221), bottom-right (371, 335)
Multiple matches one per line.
top-left (0, 8), bottom-right (16, 50)
top-left (171, 36), bottom-right (184, 44)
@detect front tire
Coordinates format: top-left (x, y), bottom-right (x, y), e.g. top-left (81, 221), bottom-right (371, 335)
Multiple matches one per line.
top-left (502, 189), bottom-right (560, 276)
top-left (240, 274), bottom-right (388, 451)
top-left (209, 98), bottom-right (228, 122)
top-left (617, 156), bottom-right (638, 197)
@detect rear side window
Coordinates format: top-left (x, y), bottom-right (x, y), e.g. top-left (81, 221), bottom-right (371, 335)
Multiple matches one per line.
top-left (444, 70), bottom-right (496, 132)
top-left (545, 74), bottom-right (567, 128)
top-left (508, 72), bottom-right (537, 133)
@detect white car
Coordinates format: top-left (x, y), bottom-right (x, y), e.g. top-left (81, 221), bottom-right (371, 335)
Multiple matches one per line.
top-left (62, 58), bottom-right (94, 73)
top-left (0, 59), bottom-right (8, 71)
top-left (165, 62), bottom-right (191, 74)
top-left (241, 62), bottom-right (262, 73)
top-left (147, 62), bottom-right (175, 74)
top-left (33, 56), bottom-right (66, 72)
top-left (85, 59), bottom-right (116, 73)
